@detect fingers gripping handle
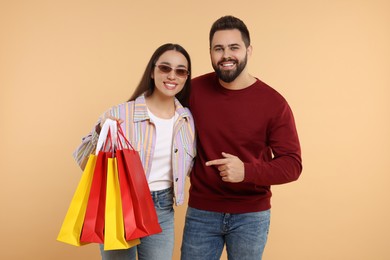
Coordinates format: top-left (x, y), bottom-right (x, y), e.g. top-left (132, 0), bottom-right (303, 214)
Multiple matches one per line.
top-left (95, 119), bottom-right (117, 155)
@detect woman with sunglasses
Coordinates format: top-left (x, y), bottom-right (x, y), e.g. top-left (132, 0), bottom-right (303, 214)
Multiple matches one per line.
top-left (73, 43), bottom-right (196, 260)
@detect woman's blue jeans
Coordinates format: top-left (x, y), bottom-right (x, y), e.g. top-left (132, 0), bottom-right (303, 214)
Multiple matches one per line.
top-left (100, 187), bottom-right (174, 260)
top-left (181, 207), bottom-right (270, 260)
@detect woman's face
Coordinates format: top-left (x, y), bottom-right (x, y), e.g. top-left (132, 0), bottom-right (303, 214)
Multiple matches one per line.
top-left (152, 50), bottom-right (189, 99)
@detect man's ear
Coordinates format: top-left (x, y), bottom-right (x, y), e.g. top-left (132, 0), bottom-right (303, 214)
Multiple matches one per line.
top-left (247, 45), bottom-right (253, 57)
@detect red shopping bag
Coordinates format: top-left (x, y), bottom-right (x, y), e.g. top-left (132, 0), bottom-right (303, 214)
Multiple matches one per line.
top-left (116, 124), bottom-right (162, 240)
top-left (79, 150), bottom-right (109, 243)
top-left (80, 126), bottom-right (115, 244)
top-left (116, 149), bottom-right (137, 240)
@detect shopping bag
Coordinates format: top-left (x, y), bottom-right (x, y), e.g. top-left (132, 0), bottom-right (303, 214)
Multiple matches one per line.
top-left (116, 148), bottom-right (137, 240)
top-left (57, 154), bottom-right (97, 246)
top-left (80, 120), bottom-right (116, 243)
top-left (116, 124), bottom-right (162, 239)
top-left (79, 151), bottom-right (109, 243)
top-left (104, 157), bottom-right (140, 250)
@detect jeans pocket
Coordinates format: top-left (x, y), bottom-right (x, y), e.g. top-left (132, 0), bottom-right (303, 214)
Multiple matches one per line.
top-left (154, 188), bottom-right (174, 210)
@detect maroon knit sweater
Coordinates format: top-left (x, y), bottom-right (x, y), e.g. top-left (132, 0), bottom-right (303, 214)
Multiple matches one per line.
top-left (188, 72), bottom-right (302, 213)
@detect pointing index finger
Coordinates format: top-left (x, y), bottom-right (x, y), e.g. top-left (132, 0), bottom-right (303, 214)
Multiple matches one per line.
top-left (206, 158), bottom-right (227, 166)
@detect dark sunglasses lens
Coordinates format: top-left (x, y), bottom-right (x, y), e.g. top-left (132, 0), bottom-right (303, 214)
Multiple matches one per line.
top-left (157, 64), bottom-right (188, 77)
top-left (175, 69), bottom-right (188, 77)
top-left (158, 65), bottom-right (172, 73)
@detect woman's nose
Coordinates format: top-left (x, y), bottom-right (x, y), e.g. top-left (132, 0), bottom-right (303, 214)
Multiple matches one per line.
top-left (167, 70), bottom-right (176, 79)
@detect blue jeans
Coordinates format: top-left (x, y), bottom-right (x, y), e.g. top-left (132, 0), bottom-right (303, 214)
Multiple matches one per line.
top-left (181, 207), bottom-right (270, 260)
top-left (100, 187), bottom-right (174, 260)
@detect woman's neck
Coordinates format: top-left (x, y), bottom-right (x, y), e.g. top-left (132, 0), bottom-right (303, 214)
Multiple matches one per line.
top-left (145, 95), bottom-right (175, 119)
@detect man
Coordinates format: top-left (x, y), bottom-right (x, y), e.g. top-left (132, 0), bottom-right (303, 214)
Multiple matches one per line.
top-left (181, 15), bottom-right (302, 260)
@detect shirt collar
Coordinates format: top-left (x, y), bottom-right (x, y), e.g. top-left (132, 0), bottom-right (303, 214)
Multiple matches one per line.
top-left (133, 93), bottom-right (190, 122)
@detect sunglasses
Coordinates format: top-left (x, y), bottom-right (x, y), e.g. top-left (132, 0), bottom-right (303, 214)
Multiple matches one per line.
top-left (155, 64), bottom-right (189, 78)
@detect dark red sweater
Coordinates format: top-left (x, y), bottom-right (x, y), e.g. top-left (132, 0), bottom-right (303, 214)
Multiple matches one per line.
top-left (188, 73), bottom-right (302, 213)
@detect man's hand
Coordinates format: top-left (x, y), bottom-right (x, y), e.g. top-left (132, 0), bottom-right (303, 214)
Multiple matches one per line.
top-left (206, 152), bottom-right (245, 183)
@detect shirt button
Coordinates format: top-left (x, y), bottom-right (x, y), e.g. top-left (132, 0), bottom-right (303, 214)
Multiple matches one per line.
top-left (175, 178), bottom-right (179, 182)
top-left (174, 148), bottom-right (178, 153)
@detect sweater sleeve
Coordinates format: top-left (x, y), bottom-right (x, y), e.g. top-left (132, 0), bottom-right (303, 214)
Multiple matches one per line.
top-left (243, 102), bottom-right (302, 186)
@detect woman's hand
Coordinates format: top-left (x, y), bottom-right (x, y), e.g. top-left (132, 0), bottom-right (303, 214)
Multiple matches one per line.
top-left (96, 116), bottom-right (123, 134)
top-left (100, 116), bottom-right (123, 127)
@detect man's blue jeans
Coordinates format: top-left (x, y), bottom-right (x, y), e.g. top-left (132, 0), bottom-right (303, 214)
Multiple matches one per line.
top-left (100, 187), bottom-right (174, 260)
top-left (181, 207), bottom-right (270, 260)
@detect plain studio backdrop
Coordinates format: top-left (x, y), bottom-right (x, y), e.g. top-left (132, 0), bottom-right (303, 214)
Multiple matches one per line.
top-left (1, 1), bottom-right (389, 259)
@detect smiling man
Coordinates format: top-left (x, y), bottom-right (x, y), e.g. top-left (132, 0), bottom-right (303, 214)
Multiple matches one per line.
top-left (181, 16), bottom-right (303, 260)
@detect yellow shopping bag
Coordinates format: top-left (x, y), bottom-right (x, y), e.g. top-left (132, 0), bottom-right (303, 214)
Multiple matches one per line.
top-left (104, 157), bottom-right (140, 250)
top-left (57, 155), bottom-right (97, 246)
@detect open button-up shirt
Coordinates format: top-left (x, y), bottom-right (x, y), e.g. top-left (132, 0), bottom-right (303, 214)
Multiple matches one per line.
top-left (73, 94), bottom-right (196, 205)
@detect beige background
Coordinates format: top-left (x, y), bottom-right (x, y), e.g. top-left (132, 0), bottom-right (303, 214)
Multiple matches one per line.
top-left (1, 0), bottom-right (389, 259)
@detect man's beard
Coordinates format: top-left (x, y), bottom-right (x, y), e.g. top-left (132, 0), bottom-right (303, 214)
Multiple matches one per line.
top-left (212, 54), bottom-right (247, 83)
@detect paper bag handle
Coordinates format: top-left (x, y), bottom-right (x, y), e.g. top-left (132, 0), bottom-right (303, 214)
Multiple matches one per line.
top-left (95, 119), bottom-right (117, 155)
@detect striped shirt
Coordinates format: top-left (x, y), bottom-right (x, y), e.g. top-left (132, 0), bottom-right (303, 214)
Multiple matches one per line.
top-left (73, 94), bottom-right (196, 205)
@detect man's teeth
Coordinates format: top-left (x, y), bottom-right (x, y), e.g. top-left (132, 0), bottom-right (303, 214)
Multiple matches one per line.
top-left (222, 63), bottom-right (234, 67)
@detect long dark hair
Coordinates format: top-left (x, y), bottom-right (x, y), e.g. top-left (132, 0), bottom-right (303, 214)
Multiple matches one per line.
top-left (128, 43), bottom-right (192, 107)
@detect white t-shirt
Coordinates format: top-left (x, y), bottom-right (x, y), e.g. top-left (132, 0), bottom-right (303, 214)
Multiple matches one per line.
top-left (147, 108), bottom-right (179, 191)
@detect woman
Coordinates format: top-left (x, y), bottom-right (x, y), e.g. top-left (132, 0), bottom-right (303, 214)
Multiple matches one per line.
top-left (73, 43), bottom-right (196, 260)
